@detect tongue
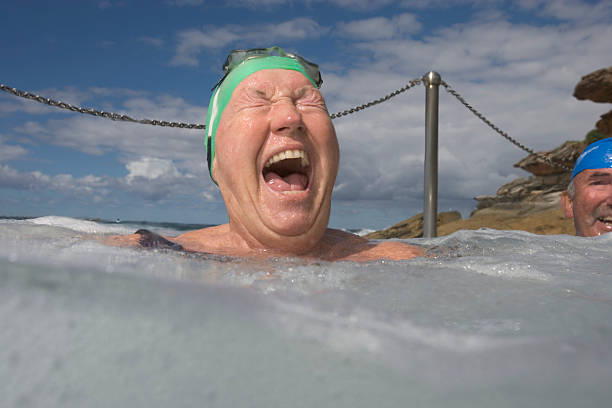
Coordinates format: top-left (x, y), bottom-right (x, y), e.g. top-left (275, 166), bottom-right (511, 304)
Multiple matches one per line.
top-left (264, 171), bottom-right (308, 192)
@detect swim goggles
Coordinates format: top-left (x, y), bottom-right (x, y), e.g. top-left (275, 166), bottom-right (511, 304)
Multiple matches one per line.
top-left (211, 46), bottom-right (323, 90)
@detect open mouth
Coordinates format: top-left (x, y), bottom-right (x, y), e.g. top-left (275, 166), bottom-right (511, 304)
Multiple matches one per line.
top-left (262, 149), bottom-right (310, 194)
top-left (597, 216), bottom-right (612, 225)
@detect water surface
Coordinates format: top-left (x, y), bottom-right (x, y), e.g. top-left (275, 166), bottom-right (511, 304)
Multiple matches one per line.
top-left (1, 216), bottom-right (611, 407)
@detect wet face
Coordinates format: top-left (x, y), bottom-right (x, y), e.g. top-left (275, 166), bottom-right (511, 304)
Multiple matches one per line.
top-left (212, 69), bottom-right (339, 252)
top-left (562, 168), bottom-right (612, 237)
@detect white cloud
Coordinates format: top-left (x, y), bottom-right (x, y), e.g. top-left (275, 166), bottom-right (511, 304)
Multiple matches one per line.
top-left (126, 157), bottom-right (182, 182)
top-left (0, 137), bottom-right (27, 162)
top-left (0, 164), bottom-right (111, 195)
top-left (322, 7), bottom-right (611, 208)
top-left (222, 0), bottom-right (495, 12)
top-left (13, 90), bottom-right (207, 163)
top-left (336, 13), bottom-right (422, 40)
top-left (517, 0), bottom-right (612, 23)
top-left (226, 0), bottom-right (399, 10)
top-left (171, 18), bottom-right (329, 66)
top-left (340, 11), bottom-right (612, 89)
top-left (6, 87), bottom-right (219, 203)
top-left (121, 157), bottom-right (205, 202)
top-left (171, 28), bottom-right (241, 66)
top-left (0, 158), bottom-right (213, 205)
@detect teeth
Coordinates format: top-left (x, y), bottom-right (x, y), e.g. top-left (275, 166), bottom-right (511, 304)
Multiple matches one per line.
top-left (265, 149), bottom-right (309, 168)
top-left (599, 216), bottom-right (612, 223)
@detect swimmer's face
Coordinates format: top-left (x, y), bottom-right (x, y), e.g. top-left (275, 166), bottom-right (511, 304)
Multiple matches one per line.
top-left (562, 168), bottom-right (612, 237)
top-left (212, 69), bottom-right (339, 252)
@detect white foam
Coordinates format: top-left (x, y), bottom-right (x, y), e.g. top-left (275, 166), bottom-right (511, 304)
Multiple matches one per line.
top-left (1, 217), bottom-right (612, 407)
top-left (26, 215), bottom-right (134, 234)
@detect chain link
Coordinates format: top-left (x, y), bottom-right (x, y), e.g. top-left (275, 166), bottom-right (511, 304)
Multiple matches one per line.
top-left (329, 77), bottom-right (423, 119)
top-left (440, 80), bottom-right (571, 171)
top-left (0, 83), bottom-right (206, 129)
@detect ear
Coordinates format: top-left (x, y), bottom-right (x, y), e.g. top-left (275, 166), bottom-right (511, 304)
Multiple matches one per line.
top-left (560, 191), bottom-right (574, 218)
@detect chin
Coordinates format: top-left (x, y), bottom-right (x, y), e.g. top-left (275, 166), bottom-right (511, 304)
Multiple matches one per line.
top-left (265, 212), bottom-right (325, 238)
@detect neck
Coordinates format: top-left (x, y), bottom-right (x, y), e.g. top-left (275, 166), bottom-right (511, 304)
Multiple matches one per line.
top-left (226, 221), bottom-right (327, 257)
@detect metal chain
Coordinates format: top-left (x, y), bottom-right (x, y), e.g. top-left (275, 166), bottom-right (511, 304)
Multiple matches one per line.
top-left (0, 83), bottom-right (206, 129)
top-left (329, 77), bottom-right (423, 119)
top-left (1, 79), bottom-right (573, 171)
top-left (440, 80), bottom-right (571, 171)
top-left (2, 79), bottom-right (424, 124)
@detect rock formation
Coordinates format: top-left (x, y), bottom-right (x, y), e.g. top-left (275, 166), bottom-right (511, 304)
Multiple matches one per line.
top-left (573, 66), bottom-right (612, 103)
top-left (574, 66), bottom-right (612, 137)
top-left (365, 211), bottom-right (461, 239)
top-left (597, 110), bottom-right (612, 136)
top-left (472, 141), bottom-right (584, 213)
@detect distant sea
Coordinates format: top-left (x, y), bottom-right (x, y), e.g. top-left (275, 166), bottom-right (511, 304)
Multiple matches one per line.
top-left (0, 215), bottom-right (371, 236)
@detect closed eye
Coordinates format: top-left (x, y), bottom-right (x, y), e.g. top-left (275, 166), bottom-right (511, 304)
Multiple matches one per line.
top-left (296, 89), bottom-right (327, 110)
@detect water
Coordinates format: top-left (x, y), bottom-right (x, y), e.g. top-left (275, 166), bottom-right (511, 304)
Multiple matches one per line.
top-left (1, 216), bottom-right (611, 407)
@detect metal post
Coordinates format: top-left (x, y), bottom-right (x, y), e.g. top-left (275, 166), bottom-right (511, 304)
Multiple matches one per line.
top-left (423, 71), bottom-right (440, 238)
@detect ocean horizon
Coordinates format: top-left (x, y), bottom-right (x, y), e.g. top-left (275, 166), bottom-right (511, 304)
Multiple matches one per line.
top-left (0, 215), bottom-right (372, 236)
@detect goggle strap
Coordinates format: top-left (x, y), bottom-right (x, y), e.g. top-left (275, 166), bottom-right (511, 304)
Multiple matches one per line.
top-left (206, 135), bottom-right (212, 174)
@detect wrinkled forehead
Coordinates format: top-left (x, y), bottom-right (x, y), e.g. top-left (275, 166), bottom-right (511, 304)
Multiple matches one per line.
top-left (231, 69), bottom-right (321, 99)
top-left (581, 167), bottom-right (612, 177)
top-left (574, 167), bottom-right (612, 183)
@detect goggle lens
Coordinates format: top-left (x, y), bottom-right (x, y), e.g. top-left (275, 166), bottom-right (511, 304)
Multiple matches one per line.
top-left (214, 46), bottom-right (322, 90)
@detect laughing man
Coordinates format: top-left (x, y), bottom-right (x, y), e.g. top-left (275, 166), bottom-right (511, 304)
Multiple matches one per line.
top-left (110, 47), bottom-right (424, 261)
top-left (561, 137), bottom-right (612, 236)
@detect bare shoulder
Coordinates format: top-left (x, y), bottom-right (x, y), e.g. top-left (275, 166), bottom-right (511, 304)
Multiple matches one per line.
top-left (102, 233), bottom-right (142, 248)
top-left (173, 224), bottom-right (238, 253)
top-left (323, 229), bottom-right (425, 261)
top-left (364, 240), bottom-right (426, 261)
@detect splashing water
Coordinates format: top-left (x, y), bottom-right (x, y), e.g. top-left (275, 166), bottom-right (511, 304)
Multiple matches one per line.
top-left (1, 216), bottom-right (611, 407)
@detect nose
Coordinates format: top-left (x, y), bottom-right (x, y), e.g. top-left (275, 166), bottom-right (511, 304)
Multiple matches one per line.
top-left (270, 99), bottom-right (304, 136)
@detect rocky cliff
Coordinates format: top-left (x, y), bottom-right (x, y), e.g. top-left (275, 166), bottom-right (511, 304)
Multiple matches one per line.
top-left (574, 66), bottom-right (612, 137)
top-left (366, 66), bottom-right (612, 239)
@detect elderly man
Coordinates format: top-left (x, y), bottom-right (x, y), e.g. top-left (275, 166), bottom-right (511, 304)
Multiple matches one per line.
top-left (110, 47), bottom-right (424, 261)
top-left (561, 137), bottom-right (612, 237)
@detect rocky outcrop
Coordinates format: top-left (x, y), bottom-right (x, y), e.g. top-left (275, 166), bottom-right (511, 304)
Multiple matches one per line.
top-left (512, 141), bottom-right (585, 176)
top-left (573, 66), bottom-right (612, 103)
top-left (597, 110), bottom-right (612, 136)
top-left (365, 211), bottom-right (461, 239)
top-left (574, 66), bottom-right (612, 138)
top-left (436, 207), bottom-right (575, 236)
top-left (364, 206), bottom-right (575, 239)
top-left (472, 140), bottom-right (584, 212)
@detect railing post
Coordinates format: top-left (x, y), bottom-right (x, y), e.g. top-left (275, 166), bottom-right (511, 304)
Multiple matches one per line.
top-left (423, 71), bottom-right (440, 238)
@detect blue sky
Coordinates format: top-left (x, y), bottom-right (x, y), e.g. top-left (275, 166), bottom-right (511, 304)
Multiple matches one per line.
top-left (1, 0), bottom-right (610, 229)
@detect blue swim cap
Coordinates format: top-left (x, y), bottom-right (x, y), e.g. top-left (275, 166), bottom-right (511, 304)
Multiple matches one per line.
top-left (571, 137), bottom-right (612, 180)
